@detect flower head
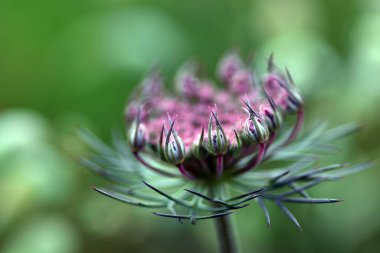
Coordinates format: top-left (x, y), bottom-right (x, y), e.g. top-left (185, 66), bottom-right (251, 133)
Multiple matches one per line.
top-left (82, 50), bottom-right (371, 227)
top-left (124, 53), bottom-right (302, 179)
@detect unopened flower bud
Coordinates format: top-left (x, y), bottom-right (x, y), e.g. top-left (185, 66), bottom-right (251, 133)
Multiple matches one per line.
top-left (176, 73), bottom-right (199, 97)
top-left (165, 136), bottom-right (186, 164)
top-left (264, 74), bottom-right (282, 91)
top-left (266, 65), bottom-right (303, 113)
top-left (228, 129), bottom-right (242, 154)
top-left (242, 99), bottom-right (269, 144)
top-left (230, 69), bottom-right (254, 94)
top-left (263, 108), bottom-right (282, 131)
top-left (244, 115), bottom-right (269, 144)
top-left (285, 89), bottom-right (303, 112)
top-left (139, 70), bottom-right (164, 100)
top-left (128, 120), bottom-right (146, 152)
top-left (208, 129), bottom-right (228, 155)
top-left (218, 51), bottom-right (243, 83)
top-left (191, 128), bottom-right (208, 159)
top-left (124, 101), bottom-right (140, 122)
top-left (280, 68), bottom-right (303, 113)
top-left (207, 111), bottom-right (228, 156)
top-left (176, 62), bottom-right (199, 98)
top-left (163, 120), bottom-right (186, 165)
top-left (263, 91), bottom-right (283, 131)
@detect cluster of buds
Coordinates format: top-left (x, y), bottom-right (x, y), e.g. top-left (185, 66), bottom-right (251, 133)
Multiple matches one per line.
top-left (125, 50), bottom-right (304, 181)
top-left (85, 49), bottom-right (370, 229)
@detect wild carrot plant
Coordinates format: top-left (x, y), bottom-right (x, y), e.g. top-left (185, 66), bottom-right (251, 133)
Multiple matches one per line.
top-left (80, 51), bottom-right (371, 253)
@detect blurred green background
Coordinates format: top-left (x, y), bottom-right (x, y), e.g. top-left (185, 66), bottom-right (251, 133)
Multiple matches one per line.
top-left (0, 0), bottom-right (379, 252)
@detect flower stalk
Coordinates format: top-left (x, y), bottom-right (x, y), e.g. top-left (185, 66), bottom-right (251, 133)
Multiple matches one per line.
top-left (217, 155), bottom-right (224, 178)
top-left (132, 151), bottom-right (178, 178)
top-left (214, 214), bottom-right (239, 253)
top-left (177, 163), bottom-right (194, 180)
top-left (234, 142), bottom-right (266, 175)
top-left (283, 107), bottom-right (304, 146)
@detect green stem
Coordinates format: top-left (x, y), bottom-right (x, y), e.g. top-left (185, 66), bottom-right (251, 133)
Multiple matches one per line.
top-left (214, 214), bottom-right (239, 253)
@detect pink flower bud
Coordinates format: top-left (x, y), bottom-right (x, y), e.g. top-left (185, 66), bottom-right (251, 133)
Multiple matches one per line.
top-left (230, 69), bottom-right (254, 94)
top-left (218, 51), bottom-right (243, 83)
